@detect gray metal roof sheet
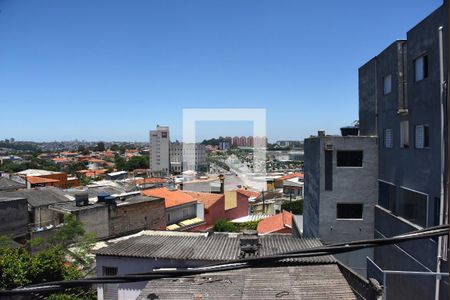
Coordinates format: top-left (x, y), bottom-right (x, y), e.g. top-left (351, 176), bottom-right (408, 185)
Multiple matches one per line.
top-left (94, 232), bottom-right (335, 264)
top-left (137, 264), bottom-right (357, 300)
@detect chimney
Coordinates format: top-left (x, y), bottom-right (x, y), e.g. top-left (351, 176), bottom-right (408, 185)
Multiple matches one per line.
top-left (239, 230), bottom-right (260, 258)
top-left (219, 174), bottom-right (224, 194)
top-left (179, 182), bottom-right (183, 190)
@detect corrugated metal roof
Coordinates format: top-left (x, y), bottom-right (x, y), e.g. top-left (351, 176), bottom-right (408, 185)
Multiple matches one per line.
top-left (94, 232), bottom-right (335, 264)
top-left (137, 264), bottom-right (357, 300)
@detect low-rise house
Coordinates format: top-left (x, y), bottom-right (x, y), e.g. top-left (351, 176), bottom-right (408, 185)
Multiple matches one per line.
top-left (283, 177), bottom-right (304, 197)
top-left (133, 177), bottom-right (166, 189)
top-left (274, 172), bottom-right (304, 189)
top-left (0, 197), bottom-right (28, 238)
top-left (0, 187), bottom-right (71, 230)
top-left (142, 187), bottom-right (204, 231)
top-left (182, 190), bottom-right (249, 231)
top-left (49, 193), bottom-right (165, 239)
top-left (0, 176), bottom-right (25, 191)
top-left (106, 171), bottom-right (128, 180)
top-left (16, 169), bottom-right (79, 189)
top-left (94, 231), bottom-right (345, 300)
top-left (257, 210), bottom-right (293, 235)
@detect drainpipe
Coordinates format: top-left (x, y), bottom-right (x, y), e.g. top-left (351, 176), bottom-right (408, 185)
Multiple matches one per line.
top-left (435, 25), bottom-right (446, 300)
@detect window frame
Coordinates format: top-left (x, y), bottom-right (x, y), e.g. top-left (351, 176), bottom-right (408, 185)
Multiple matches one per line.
top-left (383, 74), bottom-right (392, 95)
top-left (102, 266), bottom-right (118, 277)
top-left (400, 120), bottom-right (409, 148)
top-left (415, 124), bottom-right (430, 149)
top-left (384, 128), bottom-right (393, 149)
top-left (414, 54), bottom-right (428, 82)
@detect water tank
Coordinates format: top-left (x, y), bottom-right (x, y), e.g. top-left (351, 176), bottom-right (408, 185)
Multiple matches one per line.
top-left (340, 126), bottom-right (359, 136)
top-left (104, 196), bottom-right (117, 205)
top-left (74, 192), bottom-right (89, 207)
top-left (97, 192), bottom-right (110, 203)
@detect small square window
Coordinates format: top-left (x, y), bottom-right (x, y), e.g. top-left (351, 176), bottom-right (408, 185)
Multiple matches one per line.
top-left (415, 55), bottom-right (428, 82)
top-left (415, 125), bottom-right (430, 149)
top-left (383, 74), bottom-right (392, 95)
top-left (336, 203), bottom-right (363, 219)
top-left (384, 129), bottom-right (393, 148)
top-left (102, 266), bottom-right (118, 276)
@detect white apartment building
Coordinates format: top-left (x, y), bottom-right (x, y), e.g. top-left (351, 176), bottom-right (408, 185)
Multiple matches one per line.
top-left (149, 125), bottom-right (170, 175)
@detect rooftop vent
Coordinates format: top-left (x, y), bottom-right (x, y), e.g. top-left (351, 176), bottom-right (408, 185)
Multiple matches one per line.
top-left (239, 230), bottom-right (260, 258)
top-left (74, 192), bottom-right (89, 207)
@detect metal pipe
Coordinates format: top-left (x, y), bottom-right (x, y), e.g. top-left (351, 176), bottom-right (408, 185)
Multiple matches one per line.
top-left (435, 25), bottom-right (446, 300)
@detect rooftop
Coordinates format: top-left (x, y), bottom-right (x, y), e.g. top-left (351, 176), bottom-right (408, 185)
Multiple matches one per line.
top-left (26, 176), bottom-right (60, 184)
top-left (138, 264), bottom-right (358, 300)
top-left (257, 210), bottom-right (293, 235)
top-left (0, 177), bottom-right (25, 191)
top-left (142, 187), bottom-right (197, 208)
top-left (278, 172), bottom-right (304, 181)
top-left (181, 190), bottom-right (223, 209)
top-left (0, 187), bottom-right (70, 207)
top-left (16, 169), bottom-right (63, 176)
top-left (94, 231), bottom-right (334, 264)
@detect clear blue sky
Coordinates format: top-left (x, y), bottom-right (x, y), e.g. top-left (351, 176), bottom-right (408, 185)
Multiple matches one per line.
top-left (0, 0), bottom-right (443, 142)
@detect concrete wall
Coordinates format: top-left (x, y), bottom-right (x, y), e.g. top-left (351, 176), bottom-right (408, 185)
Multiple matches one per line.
top-left (303, 136), bottom-right (378, 276)
top-left (166, 202), bottom-right (197, 225)
top-left (109, 199), bottom-right (166, 236)
top-left (303, 138), bottom-right (320, 238)
top-left (75, 205), bottom-right (110, 239)
top-left (0, 197), bottom-right (28, 237)
top-left (359, 2), bottom-right (448, 297)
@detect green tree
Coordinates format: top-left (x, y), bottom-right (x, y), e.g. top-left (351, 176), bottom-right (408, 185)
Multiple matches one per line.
top-left (114, 154), bottom-right (126, 170)
top-left (213, 219), bottom-right (238, 232)
top-left (96, 142), bottom-right (105, 152)
top-left (281, 199), bottom-right (303, 214)
top-left (0, 215), bottom-right (96, 299)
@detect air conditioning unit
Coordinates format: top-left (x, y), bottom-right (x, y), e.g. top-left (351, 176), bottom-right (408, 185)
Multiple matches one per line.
top-left (324, 144), bottom-right (333, 151)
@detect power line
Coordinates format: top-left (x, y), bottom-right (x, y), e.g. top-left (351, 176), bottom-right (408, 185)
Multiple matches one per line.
top-left (0, 224), bottom-right (448, 295)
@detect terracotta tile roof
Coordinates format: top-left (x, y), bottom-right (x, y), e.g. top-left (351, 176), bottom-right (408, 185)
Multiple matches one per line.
top-left (135, 178), bottom-right (167, 185)
top-left (27, 176), bottom-right (60, 184)
top-left (277, 173), bottom-right (304, 181)
top-left (142, 188), bottom-right (196, 208)
top-left (236, 189), bottom-right (260, 198)
top-left (182, 191), bottom-right (223, 209)
top-left (257, 210), bottom-right (293, 235)
top-left (52, 157), bottom-right (70, 162)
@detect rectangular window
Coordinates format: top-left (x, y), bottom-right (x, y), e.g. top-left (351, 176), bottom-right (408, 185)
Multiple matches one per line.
top-left (336, 151), bottom-right (363, 167)
top-left (400, 121), bottom-right (409, 148)
top-left (324, 150), bottom-right (333, 191)
top-left (415, 125), bottom-right (430, 149)
top-left (336, 203), bottom-right (363, 219)
top-left (102, 266), bottom-right (118, 276)
top-left (383, 74), bottom-right (392, 95)
top-left (378, 181), bottom-right (396, 212)
top-left (384, 129), bottom-right (393, 148)
top-left (167, 213), bottom-right (171, 223)
top-left (398, 188), bottom-right (427, 227)
top-left (414, 55), bottom-right (428, 82)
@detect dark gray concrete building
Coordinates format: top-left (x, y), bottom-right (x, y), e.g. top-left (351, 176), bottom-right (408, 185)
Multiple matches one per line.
top-left (359, 1), bottom-right (448, 299)
top-left (303, 134), bottom-right (378, 276)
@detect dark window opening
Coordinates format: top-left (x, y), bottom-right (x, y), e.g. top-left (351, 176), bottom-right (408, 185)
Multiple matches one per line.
top-left (414, 55), bottom-right (428, 81)
top-left (325, 150), bottom-right (333, 191)
top-left (102, 266), bottom-right (118, 276)
top-left (336, 151), bottom-right (363, 167)
top-left (336, 203), bottom-right (363, 219)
